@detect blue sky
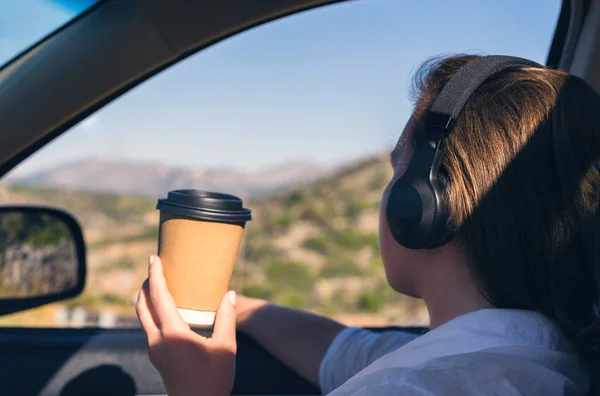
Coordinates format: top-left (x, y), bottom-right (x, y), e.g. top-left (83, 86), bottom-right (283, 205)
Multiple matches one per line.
top-left (1, 0), bottom-right (561, 175)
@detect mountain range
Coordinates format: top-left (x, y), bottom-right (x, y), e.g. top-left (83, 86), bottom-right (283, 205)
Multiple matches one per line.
top-left (10, 159), bottom-right (326, 198)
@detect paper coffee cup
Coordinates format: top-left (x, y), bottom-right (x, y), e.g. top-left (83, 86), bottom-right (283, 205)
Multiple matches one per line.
top-left (156, 190), bottom-right (251, 329)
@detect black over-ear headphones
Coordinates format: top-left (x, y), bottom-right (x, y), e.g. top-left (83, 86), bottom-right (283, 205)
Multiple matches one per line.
top-left (386, 55), bottom-right (542, 250)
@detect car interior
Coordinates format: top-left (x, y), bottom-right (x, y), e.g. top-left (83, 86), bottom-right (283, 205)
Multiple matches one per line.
top-left (0, 0), bottom-right (599, 395)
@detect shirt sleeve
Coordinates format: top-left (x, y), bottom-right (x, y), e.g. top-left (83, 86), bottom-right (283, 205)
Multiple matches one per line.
top-left (345, 382), bottom-right (435, 396)
top-left (318, 327), bottom-right (420, 395)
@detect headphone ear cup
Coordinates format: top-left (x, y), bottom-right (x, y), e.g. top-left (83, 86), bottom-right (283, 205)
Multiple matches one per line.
top-left (386, 173), bottom-right (449, 249)
top-left (386, 176), bottom-right (430, 249)
top-left (431, 172), bottom-right (451, 243)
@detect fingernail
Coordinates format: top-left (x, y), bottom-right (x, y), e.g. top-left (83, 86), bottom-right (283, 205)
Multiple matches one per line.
top-left (227, 290), bottom-right (236, 306)
top-left (149, 255), bottom-right (155, 266)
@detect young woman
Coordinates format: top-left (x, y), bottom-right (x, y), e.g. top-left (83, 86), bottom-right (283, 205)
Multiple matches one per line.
top-left (136, 55), bottom-right (600, 395)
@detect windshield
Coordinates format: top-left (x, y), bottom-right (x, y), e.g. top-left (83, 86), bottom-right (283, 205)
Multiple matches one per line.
top-left (0, 0), bottom-right (99, 67)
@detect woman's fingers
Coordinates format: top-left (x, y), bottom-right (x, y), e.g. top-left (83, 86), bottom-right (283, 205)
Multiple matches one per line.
top-left (212, 290), bottom-right (237, 352)
top-left (136, 279), bottom-right (160, 342)
top-left (138, 257), bottom-right (238, 396)
top-left (148, 255), bottom-right (188, 333)
top-left (143, 255), bottom-right (237, 352)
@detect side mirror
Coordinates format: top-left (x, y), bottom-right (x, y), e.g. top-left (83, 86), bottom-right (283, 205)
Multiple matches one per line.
top-left (0, 206), bottom-right (86, 316)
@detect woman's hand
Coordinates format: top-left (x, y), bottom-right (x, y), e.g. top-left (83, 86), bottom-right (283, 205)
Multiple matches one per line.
top-left (136, 255), bottom-right (237, 396)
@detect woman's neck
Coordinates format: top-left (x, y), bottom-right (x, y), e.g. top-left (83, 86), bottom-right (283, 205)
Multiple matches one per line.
top-left (419, 253), bottom-right (493, 330)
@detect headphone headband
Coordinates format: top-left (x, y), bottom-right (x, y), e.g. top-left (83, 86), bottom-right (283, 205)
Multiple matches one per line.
top-left (425, 55), bottom-right (542, 132)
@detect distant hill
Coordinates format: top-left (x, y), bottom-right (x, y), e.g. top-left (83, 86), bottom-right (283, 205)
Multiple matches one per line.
top-left (10, 158), bottom-right (326, 198)
top-left (240, 153), bottom-right (428, 323)
top-left (0, 152), bottom-right (428, 327)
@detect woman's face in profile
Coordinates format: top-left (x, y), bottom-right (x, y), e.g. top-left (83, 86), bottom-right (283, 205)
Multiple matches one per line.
top-left (378, 116), bottom-right (426, 298)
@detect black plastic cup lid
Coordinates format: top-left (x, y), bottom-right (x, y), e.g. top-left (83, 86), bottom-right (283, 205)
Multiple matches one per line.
top-left (156, 189), bottom-right (252, 223)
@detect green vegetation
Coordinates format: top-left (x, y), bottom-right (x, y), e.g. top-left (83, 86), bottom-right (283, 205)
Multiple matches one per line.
top-left (26, 219), bottom-right (70, 246)
top-left (302, 237), bottom-right (329, 255)
top-left (241, 283), bottom-right (272, 300)
top-left (299, 201), bottom-right (334, 226)
top-left (366, 256), bottom-right (386, 276)
top-left (319, 256), bottom-right (362, 277)
top-left (285, 190), bottom-right (305, 206)
top-left (265, 260), bottom-right (314, 292)
top-left (99, 293), bottom-right (129, 305)
top-left (0, 152), bottom-right (428, 327)
top-left (303, 229), bottom-right (379, 271)
top-left (273, 291), bottom-right (306, 309)
top-left (90, 226), bottom-right (158, 249)
top-left (96, 256), bottom-right (137, 273)
top-left (63, 290), bottom-right (131, 309)
top-left (358, 291), bottom-right (382, 313)
top-left (262, 212), bottom-right (294, 234)
top-left (0, 212), bottom-right (71, 252)
top-left (344, 191), bottom-right (372, 220)
top-left (325, 229), bottom-right (379, 251)
top-left (370, 169), bottom-right (390, 191)
top-left (244, 235), bottom-right (279, 262)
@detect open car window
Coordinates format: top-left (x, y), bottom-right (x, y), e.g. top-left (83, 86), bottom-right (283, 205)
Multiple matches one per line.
top-left (0, 0), bottom-right (561, 328)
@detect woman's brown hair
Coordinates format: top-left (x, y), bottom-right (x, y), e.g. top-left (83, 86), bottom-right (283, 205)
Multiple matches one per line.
top-left (412, 55), bottom-right (600, 361)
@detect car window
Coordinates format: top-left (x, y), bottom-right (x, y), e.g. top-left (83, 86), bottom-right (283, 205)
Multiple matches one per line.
top-left (0, 0), bottom-right (99, 68)
top-left (0, 0), bottom-right (561, 328)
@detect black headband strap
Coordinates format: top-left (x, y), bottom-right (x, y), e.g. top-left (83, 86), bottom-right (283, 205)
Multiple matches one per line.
top-left (424, 55), bottom-right (543, 131)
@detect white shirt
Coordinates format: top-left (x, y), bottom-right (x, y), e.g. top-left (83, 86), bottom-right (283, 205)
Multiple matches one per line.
top-left (319, 309), bottom-right (591, 395)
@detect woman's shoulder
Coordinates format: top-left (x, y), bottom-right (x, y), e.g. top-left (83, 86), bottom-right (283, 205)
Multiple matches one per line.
top-left (330, 309), bottom-right (591, 396)
top-left (331, 350), bottom-right (589, 396)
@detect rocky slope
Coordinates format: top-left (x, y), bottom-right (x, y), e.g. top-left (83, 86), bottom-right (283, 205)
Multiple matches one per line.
top-left (0, 153), bottom-right (428, 327)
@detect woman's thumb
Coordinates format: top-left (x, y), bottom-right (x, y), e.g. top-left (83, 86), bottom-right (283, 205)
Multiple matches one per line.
top-left (212, 290), bottom-right (237, 351)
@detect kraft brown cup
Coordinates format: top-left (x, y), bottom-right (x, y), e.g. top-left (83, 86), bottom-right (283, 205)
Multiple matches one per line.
top-left (156, 190), bottom-right (251, 329)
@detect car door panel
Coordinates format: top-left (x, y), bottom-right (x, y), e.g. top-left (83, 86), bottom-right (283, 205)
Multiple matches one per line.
top-left (0, 326), bottom-right (426, 395)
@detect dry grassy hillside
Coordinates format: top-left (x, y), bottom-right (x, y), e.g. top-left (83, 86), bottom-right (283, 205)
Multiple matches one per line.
top-left (0, 154), bottom-right (428, 327)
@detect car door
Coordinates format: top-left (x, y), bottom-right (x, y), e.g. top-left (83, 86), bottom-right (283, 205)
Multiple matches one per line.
top-left (0, 0), bottom-right (592, 395)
